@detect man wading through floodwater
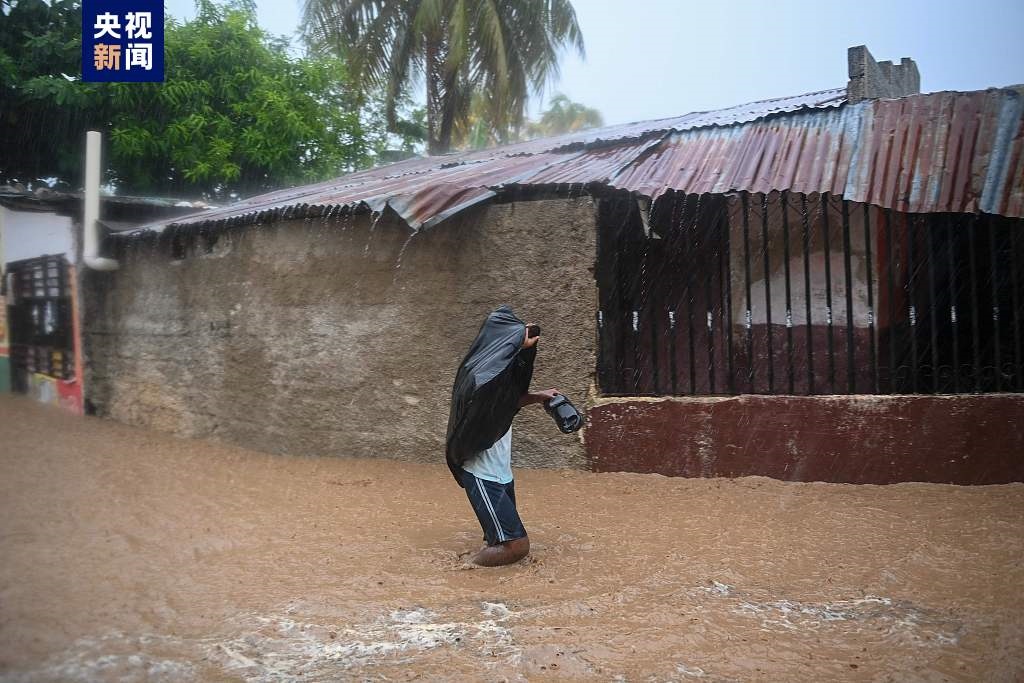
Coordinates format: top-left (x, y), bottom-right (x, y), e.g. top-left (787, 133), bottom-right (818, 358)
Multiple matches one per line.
top-left (445, 306), bottom-right (559, 567)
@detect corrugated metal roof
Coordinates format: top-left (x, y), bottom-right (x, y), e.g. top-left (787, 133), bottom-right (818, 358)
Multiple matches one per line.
top-left (607, 88), bottom-right (1024, 216)
top-left (126, 85), bottom-right (1024, 236)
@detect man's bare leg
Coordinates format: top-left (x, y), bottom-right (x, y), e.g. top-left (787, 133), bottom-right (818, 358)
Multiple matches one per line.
top-left (472, 535), bottom-right (530, 567)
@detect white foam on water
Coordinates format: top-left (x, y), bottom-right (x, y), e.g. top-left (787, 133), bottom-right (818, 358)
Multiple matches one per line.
top-left (711, 588), bottom-right (962, 645)
top-left (7, 603), bottom-right (521, 682)
top-left (8, 632), bottom-right (198, 683)
top-left (206, 603), bottom-right (520, 681)
top-left (676, 662), bottom-right (707, 677)
top-left (705, 580), bottom-right (734, 596)
top-left (481, 601), bottom-right (512, 619)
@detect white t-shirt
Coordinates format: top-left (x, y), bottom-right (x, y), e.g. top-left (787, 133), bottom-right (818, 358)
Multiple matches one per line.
top-left (462, 427), bottom-right (513, 484)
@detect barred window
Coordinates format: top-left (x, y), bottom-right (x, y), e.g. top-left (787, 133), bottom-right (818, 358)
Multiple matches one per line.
top-left (596, 191), bottom-right (1024, 396)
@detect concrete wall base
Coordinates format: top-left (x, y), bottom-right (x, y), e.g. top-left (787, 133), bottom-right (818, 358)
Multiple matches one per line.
top-left (585, 394), bottom-right (1024, 484)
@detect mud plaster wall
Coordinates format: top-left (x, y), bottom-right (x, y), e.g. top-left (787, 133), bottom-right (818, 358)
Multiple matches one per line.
top-left (81, 198), bottom-right (597, 469)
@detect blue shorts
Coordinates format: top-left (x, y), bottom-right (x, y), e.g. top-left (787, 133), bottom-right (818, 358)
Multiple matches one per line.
top-left (459, 469), bottom-right (527, 546)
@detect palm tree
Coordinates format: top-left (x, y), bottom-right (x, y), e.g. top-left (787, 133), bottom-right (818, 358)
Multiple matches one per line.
top-left (451, 89), bottom-right (503, 150)
top-left (302, 0), bottom-right (584, 155)
top-left (453, 91), bottom-right (603, 150)
top-left (527, 93), bottom-right (603, 138)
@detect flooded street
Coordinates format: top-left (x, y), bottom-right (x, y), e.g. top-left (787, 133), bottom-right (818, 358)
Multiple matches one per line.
top-left (0, 394), bottom-right (1022, 682)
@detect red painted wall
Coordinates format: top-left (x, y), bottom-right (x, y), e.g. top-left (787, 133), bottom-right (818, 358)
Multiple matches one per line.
top-left (585, 395), bottom-right (1024, 484)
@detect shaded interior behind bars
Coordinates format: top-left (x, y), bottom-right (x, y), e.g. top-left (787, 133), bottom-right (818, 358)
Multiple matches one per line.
top-left (596, 191), bottom-right (1024, 396)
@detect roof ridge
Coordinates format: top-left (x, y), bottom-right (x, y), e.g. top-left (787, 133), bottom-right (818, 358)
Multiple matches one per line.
top-left (585, 86), bottom-right (848, 132)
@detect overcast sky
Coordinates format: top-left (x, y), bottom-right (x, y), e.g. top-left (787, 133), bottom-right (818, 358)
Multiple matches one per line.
top-left (165, 0), bottom-right (1024, 126)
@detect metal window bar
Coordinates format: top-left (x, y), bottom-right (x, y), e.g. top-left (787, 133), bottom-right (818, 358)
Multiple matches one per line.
top-left (885, 208), bottom-right (897, 394)
top-left (907, 214), bottom-right (919, 393)
top-left (864, 204), bottom-right (878, 393)
top-left (667, 193), bottom-right (685, 396)
top-left (801, 195), bottom-right (815, 395)
top-left (649, 269), bottom-right (660, 395)
top-left (705, 210), bottom-right (717, 394)
top-left (636, 199), bottom-right (655, 395)
top-left (946, 215), bottom-right (961, 393)
top-left (686, 196), bottom-right (699, 395)
top-left (821, 194), bottom-right (837, 392)
top-left (741, 194), bottom-right (755, 393)
top-left (761, 195), bottom-right (775, 393)
top-left (840, 198), bottom-right (856, 393)
top-left (721, 201), bottom-right (736, 394)
top-left (1011, 225), bottom-right (1022, 392)
top-left (613, 199), bottom-right (633, 394)
top-left (669, 306), bottom-right (679, 395)
top-left (926, 218), bottom-right (940, 392)
top-left (782, 191), bottom-right (795, 393)
top-left (989, 218), bottom-right (1003, 392)
top-left (968, 214), bottom-right (981, 392)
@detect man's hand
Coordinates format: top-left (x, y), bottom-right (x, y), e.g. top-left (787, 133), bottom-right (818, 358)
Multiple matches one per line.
top-left (519, 388), bottom-right (560, 407)
top-left (532, 388), bottom-right (560, 402)
top-left (523, 324), bottom-right (540, 348)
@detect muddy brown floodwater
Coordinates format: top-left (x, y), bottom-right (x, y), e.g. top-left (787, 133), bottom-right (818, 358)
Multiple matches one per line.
top-left (0, 394), bottom-right (1022, 682)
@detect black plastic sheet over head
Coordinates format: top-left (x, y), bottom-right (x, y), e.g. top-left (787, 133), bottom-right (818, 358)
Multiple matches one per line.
top-left (445, 305), bottom-right (536, 485)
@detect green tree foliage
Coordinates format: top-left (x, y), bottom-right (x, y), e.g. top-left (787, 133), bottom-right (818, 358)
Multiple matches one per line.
top-left (361, 90), bottom-right (429, 163)
top-left (303, 0), bottom-right (585, 155)
top-left (526, 93), bottom-right (603, 138)
top-left (106, 0), bottom-right (371, 197)
top-left (1, 0), bottom-right (410, 198)
top-left (0, 0), bottom-right (102, 188)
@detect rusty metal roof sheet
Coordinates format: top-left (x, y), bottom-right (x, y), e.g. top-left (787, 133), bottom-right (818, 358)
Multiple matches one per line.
top-left (127, 85), bottom-right (1024, 236)
top-left (608, 87), bottom-right (1024, 217)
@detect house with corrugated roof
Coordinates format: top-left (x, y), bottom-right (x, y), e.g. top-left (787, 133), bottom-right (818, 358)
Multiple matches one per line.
top-left (80, 46), bottom-right (1024, 484)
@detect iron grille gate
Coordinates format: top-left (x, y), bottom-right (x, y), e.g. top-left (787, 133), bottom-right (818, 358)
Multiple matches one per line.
top-left (596, 191), bottom-right (1024, 396)
top-left (5, 255), bottom-right (75, 391)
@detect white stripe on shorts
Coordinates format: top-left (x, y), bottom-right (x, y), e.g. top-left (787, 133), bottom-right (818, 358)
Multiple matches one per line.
top-left (474, 475), bottom-right (507, 543)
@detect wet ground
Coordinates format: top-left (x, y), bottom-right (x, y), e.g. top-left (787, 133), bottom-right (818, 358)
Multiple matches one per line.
top-left (0, 394), bottom-right (1022, 682)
